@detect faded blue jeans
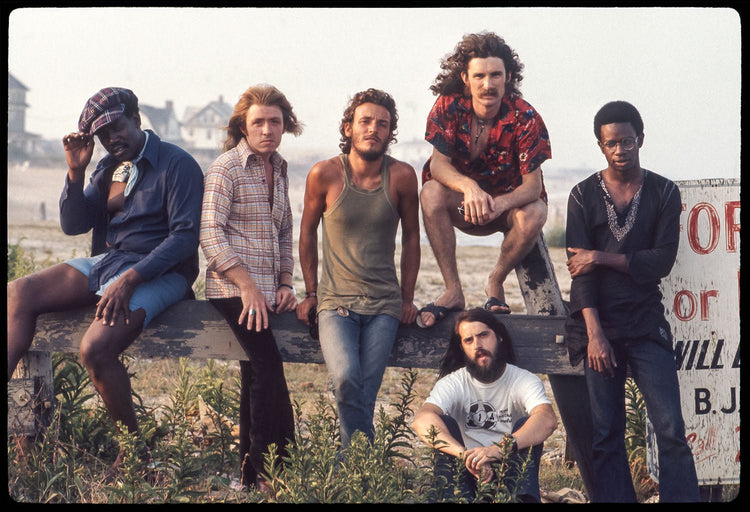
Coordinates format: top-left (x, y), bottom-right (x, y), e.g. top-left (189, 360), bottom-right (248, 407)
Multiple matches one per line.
top-left (584, 338), bottom-right (700, 502)
top-left (317, 308), bottom-right (399, 448)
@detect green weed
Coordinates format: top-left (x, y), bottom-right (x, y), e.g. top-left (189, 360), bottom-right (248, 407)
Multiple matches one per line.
top-left (624, 377), bottom-right (659, 501)
top-left (9, 358), bottom-right (537, 503)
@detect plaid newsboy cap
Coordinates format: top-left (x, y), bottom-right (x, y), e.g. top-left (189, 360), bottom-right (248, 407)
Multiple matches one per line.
top-left (78, 87), bottom-right (138, 135)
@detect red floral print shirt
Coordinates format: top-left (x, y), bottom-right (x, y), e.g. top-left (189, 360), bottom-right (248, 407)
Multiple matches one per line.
top-left (423, 93), bottom-right (551, 202)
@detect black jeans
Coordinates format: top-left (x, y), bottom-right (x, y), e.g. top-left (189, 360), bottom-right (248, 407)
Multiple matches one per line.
top-left (210, 298), bottom-right (295, 486)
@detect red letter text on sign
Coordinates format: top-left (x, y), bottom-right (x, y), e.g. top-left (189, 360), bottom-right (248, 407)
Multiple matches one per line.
top-left (688, 202), bottom-right (720, 255)
top-left (725, 201), bottom-right (740, 253)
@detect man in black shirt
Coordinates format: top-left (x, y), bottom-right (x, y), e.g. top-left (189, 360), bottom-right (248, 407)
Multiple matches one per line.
top-left (564, 101), bottom-right (699, 502)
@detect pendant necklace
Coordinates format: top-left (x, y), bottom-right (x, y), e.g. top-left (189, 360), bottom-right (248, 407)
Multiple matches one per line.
top-left (474, 118), bottom-right (487, 144)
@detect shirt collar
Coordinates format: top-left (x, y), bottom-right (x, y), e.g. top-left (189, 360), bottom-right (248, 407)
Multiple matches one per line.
top-left (97, 129), bottom-right (157, 173)
top-left (133, 130), bottom-right (149, 164)
top-left (237, 137), bottom-right (282, 172)
top-left (139, 129), bottom-right (160, 168)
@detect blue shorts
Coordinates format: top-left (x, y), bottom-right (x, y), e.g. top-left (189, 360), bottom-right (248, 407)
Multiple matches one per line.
top-left (65, 254), bottom-right (190, 328)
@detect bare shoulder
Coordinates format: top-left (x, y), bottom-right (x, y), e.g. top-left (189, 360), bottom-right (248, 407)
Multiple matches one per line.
top-left (388, 157), bottom-right (418, 188)
top-left (308, 156), bottom-right (344, 185)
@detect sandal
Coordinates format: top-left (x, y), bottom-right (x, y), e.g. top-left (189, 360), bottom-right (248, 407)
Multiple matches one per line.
top-left (484, 297), bottom-right (511, 314)
top-left (416, 303), bottom-right (461, 328)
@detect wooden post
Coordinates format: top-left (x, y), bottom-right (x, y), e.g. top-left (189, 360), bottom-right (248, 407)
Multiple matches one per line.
top-left (514, 234), bottom-right (594, 498)
top-left (8, 352), bottom-right (55, 438)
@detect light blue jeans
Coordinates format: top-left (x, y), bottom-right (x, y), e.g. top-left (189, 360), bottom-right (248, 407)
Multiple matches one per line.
top-left (65, 255), bottom-right (189, 328)
top-left (317, 308), bottom-right (400, 448)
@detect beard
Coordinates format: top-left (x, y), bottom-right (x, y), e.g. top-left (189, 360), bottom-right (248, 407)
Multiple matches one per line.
top-left (465, 350), bottom-right (506, 383)
top-left (353, 138), bottom-right (389, 161)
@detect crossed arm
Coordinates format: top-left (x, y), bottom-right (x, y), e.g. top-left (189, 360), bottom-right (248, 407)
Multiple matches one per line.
top-left (412, 402), bottom-right (557, 483)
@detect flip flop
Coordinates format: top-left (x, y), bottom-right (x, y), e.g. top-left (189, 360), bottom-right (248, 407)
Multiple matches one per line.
top-left (416, 303), bottom-right (461, 328)
top-left (484, 297), bottom-right (511, 314)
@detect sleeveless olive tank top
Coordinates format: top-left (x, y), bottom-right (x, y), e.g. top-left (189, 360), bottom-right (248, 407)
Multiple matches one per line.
top-left (318, 154), bottom-right (402, 318)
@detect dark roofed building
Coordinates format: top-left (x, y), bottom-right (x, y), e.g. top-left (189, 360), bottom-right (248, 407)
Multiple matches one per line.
top-left (140, 100), bottom-right (184, 146)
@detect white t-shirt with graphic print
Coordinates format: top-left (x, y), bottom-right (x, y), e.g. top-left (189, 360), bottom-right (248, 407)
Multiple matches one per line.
top-left (425, 363), bottom-right (551, 450)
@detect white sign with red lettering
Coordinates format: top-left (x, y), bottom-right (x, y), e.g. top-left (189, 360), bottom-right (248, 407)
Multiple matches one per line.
top-left (647, 179), bottom-right (740, 485)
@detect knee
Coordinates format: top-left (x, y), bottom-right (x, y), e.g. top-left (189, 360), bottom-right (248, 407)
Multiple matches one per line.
top-left (7, 277), bottom-right (34, 316)
top-left (513, 202), bottom-right (547, 238)
top-left (419, 180), bottom-right (449, 215)
top-left (78, 336), bottom-right (110, 376)
top-left (332, 372), bottom-right (363, 402)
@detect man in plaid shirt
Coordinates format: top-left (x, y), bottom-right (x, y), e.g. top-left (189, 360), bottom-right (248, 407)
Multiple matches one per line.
top-left (200, 84), bottom-right (302, 493)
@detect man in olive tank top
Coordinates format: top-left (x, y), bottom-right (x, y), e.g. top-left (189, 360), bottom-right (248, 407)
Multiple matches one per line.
top-left (297, 89), bottom-right (420, 447)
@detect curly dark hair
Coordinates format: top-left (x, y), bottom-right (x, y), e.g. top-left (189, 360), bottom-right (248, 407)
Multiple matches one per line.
top-left (338, 88), bottom-right (398, 154)
top-left (430, 31), bottom-right (524, 97)
top-left (223, 84), bottom-right (303, 153)
top-left (593, 100), bottom-right (644, 141)
top-left (438, 308), bottom-right (516, 379)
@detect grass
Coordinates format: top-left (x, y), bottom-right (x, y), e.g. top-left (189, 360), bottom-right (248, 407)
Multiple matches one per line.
top-left (14, 241), bottom-right (739, 503)
top-left (8, 356), bottom-right (540, 503)
top-left (2, 243), bottom-right (568, 503)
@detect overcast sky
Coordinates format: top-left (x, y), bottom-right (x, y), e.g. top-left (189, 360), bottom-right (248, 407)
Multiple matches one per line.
top-left (8, 7), bottom-right (741, 181)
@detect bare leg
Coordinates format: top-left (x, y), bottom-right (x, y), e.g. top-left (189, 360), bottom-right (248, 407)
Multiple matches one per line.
top-left (419, 181), bottom-right (466, 326)
top-left (7, 263), bottom-right (96, 378)
top-left (485, 199), bottom-right (547, 311)
top-left (78, 309), bottom-right (146, 434)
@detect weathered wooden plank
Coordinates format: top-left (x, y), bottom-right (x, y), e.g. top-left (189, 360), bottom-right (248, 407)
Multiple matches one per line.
top-left (30, 300), bottom-right (581, 375)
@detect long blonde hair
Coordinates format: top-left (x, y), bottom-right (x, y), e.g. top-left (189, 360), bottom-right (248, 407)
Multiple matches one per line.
top-left (223, 84), bottom-right (303, 152)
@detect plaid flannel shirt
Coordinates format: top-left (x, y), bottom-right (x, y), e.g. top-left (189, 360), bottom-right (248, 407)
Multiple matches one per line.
top-left (200, 137), bottom-right (294, 305)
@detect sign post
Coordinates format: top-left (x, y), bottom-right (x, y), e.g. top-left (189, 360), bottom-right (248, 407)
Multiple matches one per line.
top-left (649, 179), bottom-right (740, 489)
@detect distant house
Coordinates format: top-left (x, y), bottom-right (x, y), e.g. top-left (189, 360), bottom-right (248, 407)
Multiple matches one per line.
top-left (140, 100), bottom-right (184, 146)
top-left (181, 96), bottom-right (233, 154)
top-left (8, 72), bottom-right (41, 158)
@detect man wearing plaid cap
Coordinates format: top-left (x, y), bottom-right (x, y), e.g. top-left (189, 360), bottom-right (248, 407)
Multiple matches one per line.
top-left (7, 87), bottom-right (204, 478)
